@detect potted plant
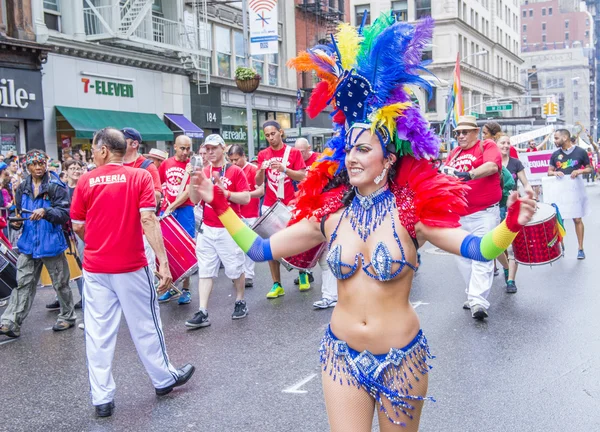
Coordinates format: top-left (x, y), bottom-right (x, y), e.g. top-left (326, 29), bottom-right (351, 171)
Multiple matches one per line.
top-left (235, 66), bottom-right (261, 93)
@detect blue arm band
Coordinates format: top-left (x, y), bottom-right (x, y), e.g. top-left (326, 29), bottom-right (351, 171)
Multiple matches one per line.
top-left (246, 236), bottom-right (273, 262)
top-left (459, 234), bottom-right (488, 262)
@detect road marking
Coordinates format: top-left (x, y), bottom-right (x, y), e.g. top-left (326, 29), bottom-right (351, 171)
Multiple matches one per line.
top-left (44, 327), bottom-right (53, 331)
top-left (0, 339), bottom-right (17, 346)
top-left (282, 373), bottom-right (317, 394)
top-left (411, 301), bottom-right (430, 309)
top-left (425, 247), bottom-right (452, 256)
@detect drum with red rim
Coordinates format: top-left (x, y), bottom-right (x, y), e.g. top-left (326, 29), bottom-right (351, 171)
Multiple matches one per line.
top-left (159, 215), bottom-right (198, 285)
top-left (282, 243), bottom-right (326, 272)
top-left (512, 203), bottom-right (563, 265)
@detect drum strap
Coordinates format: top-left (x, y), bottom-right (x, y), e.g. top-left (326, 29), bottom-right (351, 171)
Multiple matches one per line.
top-left (276, 145), bottom-right (292, 201)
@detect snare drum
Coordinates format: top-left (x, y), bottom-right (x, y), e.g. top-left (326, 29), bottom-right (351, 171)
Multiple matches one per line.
top-left (512, 203), bottom-right (563, 265)
top-left (0, 239), bottom-right (17, 300)
top-left (282, 243), bottom-right (326, 271)
top-left (40, 241), bottom-right (83, 287)
top-left (251, 201), bottom-right (291, 238)
top-left (159, 214), bottom-right (198, 285)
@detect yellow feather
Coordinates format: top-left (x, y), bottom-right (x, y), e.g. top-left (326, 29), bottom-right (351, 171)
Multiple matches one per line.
top-left (336, 23), bottom-right (361, 70)
top-left (369, 102), bottom-right (411, 138)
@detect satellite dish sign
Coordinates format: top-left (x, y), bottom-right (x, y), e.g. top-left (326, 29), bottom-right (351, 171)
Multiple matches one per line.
top-left (249, 0), bottom-right (279, 55)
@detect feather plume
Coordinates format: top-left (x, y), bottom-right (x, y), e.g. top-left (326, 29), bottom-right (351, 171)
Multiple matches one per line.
top-left (369, 102), bottom-right (411, 138)
top-left (358, 12), bottom-right (395, 59)
top-left (336, 23), bottom-right (361, 70)
top-left (307, 81), bottom-right (335, 118)
top-left (403, 17), bottom-right (435, 72)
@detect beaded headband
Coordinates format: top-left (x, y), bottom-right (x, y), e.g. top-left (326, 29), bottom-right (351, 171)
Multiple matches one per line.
top-left (26, 152), bottom-right (48, 166)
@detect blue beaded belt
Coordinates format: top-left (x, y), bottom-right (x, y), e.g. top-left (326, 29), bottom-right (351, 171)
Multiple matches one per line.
top-left (319, 326), bottom-right (435, 427)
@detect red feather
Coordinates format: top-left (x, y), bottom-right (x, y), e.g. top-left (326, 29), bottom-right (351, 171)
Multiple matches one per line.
top-left (307, 81), bottom-right (334, 119)
top-left (332, 110), bottom-right (346, 125)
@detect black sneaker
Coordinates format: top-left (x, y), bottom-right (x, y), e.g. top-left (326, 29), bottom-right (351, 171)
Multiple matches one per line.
top-left (74, 300), bottom-right (83, 309)
top-left (232, 300), bottom-right (248, 320)
top-left (471, 305), bottom-right (489, 320)
top-left (245, 278), bottom-right (253, 288)
top-left (0, 323), bottom-right (20, 338)
top-left (506, 280), bottom-right (517, 294)
top-left (45, 300), bottom-right (60, 310)
top-left (185, 310), bottom-right (211, 329)
top-left (95, 401), bottom-right (114, 418)
top-left (293, 272), bottom-right (314, 285)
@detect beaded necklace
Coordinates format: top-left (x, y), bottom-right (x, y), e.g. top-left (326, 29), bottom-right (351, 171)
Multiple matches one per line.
top-left (347, 184), bottom-right (395, 242)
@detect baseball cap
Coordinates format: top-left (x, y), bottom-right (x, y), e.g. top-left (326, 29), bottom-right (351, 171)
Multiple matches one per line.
top-left (203, 134), bottom-right (225, 147)
top-left (121, 127), bottom-right (143, 143)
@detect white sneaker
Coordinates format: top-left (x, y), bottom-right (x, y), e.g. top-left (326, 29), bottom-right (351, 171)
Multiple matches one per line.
top-left (78, 323), bottom-right (85, 330)
top-left (313, 298), bottom-right (337, 309)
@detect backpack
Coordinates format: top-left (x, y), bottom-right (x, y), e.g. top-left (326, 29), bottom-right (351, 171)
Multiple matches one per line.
top-left (140, 158), bottom-right (153, 170)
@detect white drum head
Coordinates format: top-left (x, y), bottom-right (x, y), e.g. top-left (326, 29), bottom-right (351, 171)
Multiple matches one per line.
top-left (526, 203), bottom-right (556, 226)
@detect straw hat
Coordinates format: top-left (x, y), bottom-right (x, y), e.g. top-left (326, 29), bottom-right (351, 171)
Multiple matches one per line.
top-left (143, 148), bottom-right (168, 161)
top-left (454, 115), bottom-right (479, 131)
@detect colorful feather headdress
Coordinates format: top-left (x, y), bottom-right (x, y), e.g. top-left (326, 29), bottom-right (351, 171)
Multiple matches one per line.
top-left (288, 13), bottom-right (440, 173)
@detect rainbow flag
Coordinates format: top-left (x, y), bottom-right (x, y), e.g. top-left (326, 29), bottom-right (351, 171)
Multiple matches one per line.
top-left (440, 54), bottom-right (464, 145)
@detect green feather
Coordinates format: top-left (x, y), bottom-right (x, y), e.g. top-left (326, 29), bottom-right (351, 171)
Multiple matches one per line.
top-left (357, 13), bottom-right (395, 63)
top-left (395, 137), bottom-right (414, 157)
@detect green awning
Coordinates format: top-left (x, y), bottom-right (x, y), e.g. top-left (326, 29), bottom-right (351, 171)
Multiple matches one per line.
top-left (55, 106), bottom-right (174, 141)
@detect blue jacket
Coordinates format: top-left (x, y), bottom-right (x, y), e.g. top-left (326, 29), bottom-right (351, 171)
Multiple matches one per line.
top-left (15, 172), bottom-right (70, 258)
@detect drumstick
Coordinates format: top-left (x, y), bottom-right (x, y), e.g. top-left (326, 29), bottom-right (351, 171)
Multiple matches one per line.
top-left (153, 272), bottom-right (181, 295)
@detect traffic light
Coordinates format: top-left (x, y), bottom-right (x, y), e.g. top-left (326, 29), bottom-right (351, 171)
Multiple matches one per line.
top-left (543, 103), bottom-right (549, 115)
top-left (550, 102), bottom-right (558, 115)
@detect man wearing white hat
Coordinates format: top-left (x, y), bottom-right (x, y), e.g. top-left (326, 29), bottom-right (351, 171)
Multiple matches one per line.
top-left (143, 148), bottom-right (169, 169)
top-left (445, 115), bottom-right (503, 320)
top-left (186, 134), bottom-right (250, 329)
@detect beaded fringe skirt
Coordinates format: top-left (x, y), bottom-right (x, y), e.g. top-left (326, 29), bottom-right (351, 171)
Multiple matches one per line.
top-left (319, 326), bottom-right (435, 427)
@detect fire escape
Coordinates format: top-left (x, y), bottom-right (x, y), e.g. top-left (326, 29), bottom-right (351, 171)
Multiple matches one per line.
top-left (82, 0), bottom-right (210, 94)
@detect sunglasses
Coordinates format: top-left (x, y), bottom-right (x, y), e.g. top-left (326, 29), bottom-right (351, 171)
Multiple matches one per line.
top-left (454, 130), bottom-right (473, 137)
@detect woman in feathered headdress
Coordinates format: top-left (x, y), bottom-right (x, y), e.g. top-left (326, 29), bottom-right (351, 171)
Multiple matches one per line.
top-left (190, 13), bottom-right (536, 430)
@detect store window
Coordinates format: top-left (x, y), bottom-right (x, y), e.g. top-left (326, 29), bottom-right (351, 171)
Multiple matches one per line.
top-left (234, 31), bottom-right (247, 68)
top-left (415, 0), bottom-right (431, 19)
top-left (0, 120), bottom-right (19, 155)
top-left (43, 0), bottom-right (61, 31)
top-left (267, 53), bottom-right (279, 86)
top-left (215, 25), bottom-right (231, 78)
top-left (355, 5), bottom-right (370, 26)
top-left (392, 1), bottom-right (408, 22)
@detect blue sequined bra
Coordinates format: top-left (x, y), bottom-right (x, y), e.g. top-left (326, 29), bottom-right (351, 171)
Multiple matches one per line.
top-left (325, 186), bottom-right (417, 282)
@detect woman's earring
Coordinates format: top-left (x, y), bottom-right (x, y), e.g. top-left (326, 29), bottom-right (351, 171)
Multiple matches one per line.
top-left (374, 167), bottom-right (388, 185)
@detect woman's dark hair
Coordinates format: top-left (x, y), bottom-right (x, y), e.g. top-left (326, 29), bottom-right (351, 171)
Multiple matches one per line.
top-left (63, 159), bottom-right (85, 171)
top-left (93, 127), bottom-right (126, 156)
top-left (262, 120), bottom-right (281, 131)
top-left (227, 144), bottom-right (245, 157)
top-left (483, 122), bottom-right (502, 141)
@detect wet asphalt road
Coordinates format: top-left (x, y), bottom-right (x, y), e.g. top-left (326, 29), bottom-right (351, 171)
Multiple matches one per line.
top-left (1, 184), bottom-right (599, 432)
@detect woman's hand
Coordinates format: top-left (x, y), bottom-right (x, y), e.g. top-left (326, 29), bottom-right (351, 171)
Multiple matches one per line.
top-left (190, 167), bottom-right (214, 204)
top-left (506, 190), bottom-right (536, 227)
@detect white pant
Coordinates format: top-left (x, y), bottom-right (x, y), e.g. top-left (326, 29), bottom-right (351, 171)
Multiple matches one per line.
top-left (242, 217), bottom-right (258, 279)
top-left (83, 267), bottom-right (178, 405)
top-left (143, 235), bottom-right (156, 275)
top-left (318, 247), bottom-right (337, 301)
top-left (196, 225), bottom-right (245, 279)
top-left (455, 206), bottom-right (500, 310)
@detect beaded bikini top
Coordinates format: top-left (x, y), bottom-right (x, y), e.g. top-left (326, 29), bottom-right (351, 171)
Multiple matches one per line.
top-left (326, 185), bottom-right (418, 282)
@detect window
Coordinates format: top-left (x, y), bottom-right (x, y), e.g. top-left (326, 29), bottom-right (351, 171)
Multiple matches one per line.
top-left (43, 0), bottom-right (61, 31)
top-left (426, 87), bottom-right (437, 113)
top-left (529, 9), bottom-right (533, 17)
top-left (422, 47), bottom-right (433, 62)
top-left (267, 53), bottom-right (279, 86)
top-left (215, 25), bottom-right (231, 78)
top-left (565, 20), bottom-right (569, 29)
top-left (522, 10), bottom-right (526, 18)
top-left (586, 30), bottom-right (590, 38)
top-left (355, 5), bottom-right (370, 26)
top-left (559, 78), bottom-right (564, 87)
top-left (548, 7), bottom-right (552, 15)
top-left (574, 107), bottom-right (579, 116)
top-left (252, 55), bottom-right (264, 81)
top-left (542, 23), bottom-right (546, 31)
top-left (574, 92), bottom-right (578, 101)
top-left (523, 24), bottom-right (526, 32)
top-left (391, 1), bottom-right (408, 22)
top-left (565, 32), bottom-right (569, 41)
top-left (234, 31), bottom-right (246, 68)
top-left (542, 8), bottom-right (546, 16)
top-left (415, 0), bottom-right (431, 19)
top-left (542, 34), bottom-right (546, 42)
top-left (587, 19), bottom-right (590, 27)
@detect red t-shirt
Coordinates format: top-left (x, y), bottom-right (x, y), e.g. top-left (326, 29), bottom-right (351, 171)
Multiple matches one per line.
top-left (124, 155), bottom-right (161, 192)
top-left (159, 157), bottom-right (193, 207)
top-left (201, 164), bottom-right (249, 228)
top-left (526, 147), bottom-right (538, 153)
top-left (241, 162), bottom-right (260, 219)
top-left (509, 146), bottom-right (519, 159)
top-left (257, 145), bottom-right (305, 206)
top-left (70, 164), bottom-right (156, 273)
top-left (446, 139), bottom-right (502, 214)
top-left (304, 151), bottom-right (321, 168)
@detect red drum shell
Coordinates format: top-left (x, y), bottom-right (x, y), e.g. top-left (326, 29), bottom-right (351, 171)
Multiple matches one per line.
top-left (159, 215), bottom-right (198, 284)
top-left (512, 203), bottom-right (563, 265)
top-left (282, 243), bottom-right (326, 272)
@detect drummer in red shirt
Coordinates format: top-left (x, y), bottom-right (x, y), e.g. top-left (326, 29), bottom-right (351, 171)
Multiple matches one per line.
top-left (227, 144), bottom-right (264, 289)
top-left (256, 121), bottom-right (306, 299)
top-left (186, 134), bottom-right (250, 329)
top-left (446, 115), bottom-right (503, 320)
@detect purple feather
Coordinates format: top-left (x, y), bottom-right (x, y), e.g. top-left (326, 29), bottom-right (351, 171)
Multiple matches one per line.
top-left (308, 46), bottom-right (337, 77)
top-left (404, 17), bottom-right (435, 72)
top-left (396, 107), bottom-right (440, 159)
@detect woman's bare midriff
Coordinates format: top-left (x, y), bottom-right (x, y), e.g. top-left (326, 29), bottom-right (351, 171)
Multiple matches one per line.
top-left (325, 208), bottom-right (421, 355)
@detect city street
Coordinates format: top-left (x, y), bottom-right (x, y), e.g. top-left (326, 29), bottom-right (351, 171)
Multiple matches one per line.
top-left (1, 185), bottom-right (599, 432)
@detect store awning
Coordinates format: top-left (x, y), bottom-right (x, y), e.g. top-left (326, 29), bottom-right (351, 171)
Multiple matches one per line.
top-left (55, 106), bottom-right (174, 141)
top-left (164, 113), bottom-right (204, 139)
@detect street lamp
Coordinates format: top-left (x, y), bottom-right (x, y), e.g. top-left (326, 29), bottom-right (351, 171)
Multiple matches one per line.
top-left (460, 50), bottom-right (488, 64)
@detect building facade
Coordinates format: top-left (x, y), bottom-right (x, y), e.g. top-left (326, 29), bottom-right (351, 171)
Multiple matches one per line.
top-left (1, 0), bottom-right (49, 155)
top-left (349, 0), bottom-right (525, 128)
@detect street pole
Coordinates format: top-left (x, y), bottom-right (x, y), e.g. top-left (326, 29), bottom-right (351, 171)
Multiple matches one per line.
top-left (242, 1), bottom-right (255, 160)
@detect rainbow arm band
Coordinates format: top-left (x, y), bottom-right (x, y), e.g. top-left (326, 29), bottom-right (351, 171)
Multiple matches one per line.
top-left (217, 207), bottom-right (273, 262)
top-left (459, 220), bottom-right (519, 262)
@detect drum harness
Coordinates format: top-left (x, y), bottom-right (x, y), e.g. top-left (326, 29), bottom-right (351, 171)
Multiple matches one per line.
top-left (197, 163), bottom-right (232, 235)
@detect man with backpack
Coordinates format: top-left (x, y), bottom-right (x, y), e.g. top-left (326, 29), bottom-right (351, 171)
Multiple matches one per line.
top-left (445, 115), bottom-right (503, 321)
top-left (0, 150), bottom-right (75, 338)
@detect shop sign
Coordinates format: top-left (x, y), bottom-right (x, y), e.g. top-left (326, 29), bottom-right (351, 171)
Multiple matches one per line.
top-left (0, 68), bottom-right (43, 120)
top-left (222, 126), bottom-right (248, 142)
top-left (81, 78), bottom-right (134, 98)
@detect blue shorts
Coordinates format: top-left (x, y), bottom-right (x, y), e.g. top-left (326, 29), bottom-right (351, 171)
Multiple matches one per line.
top-left (172, 206), bottom-right (195, 238)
